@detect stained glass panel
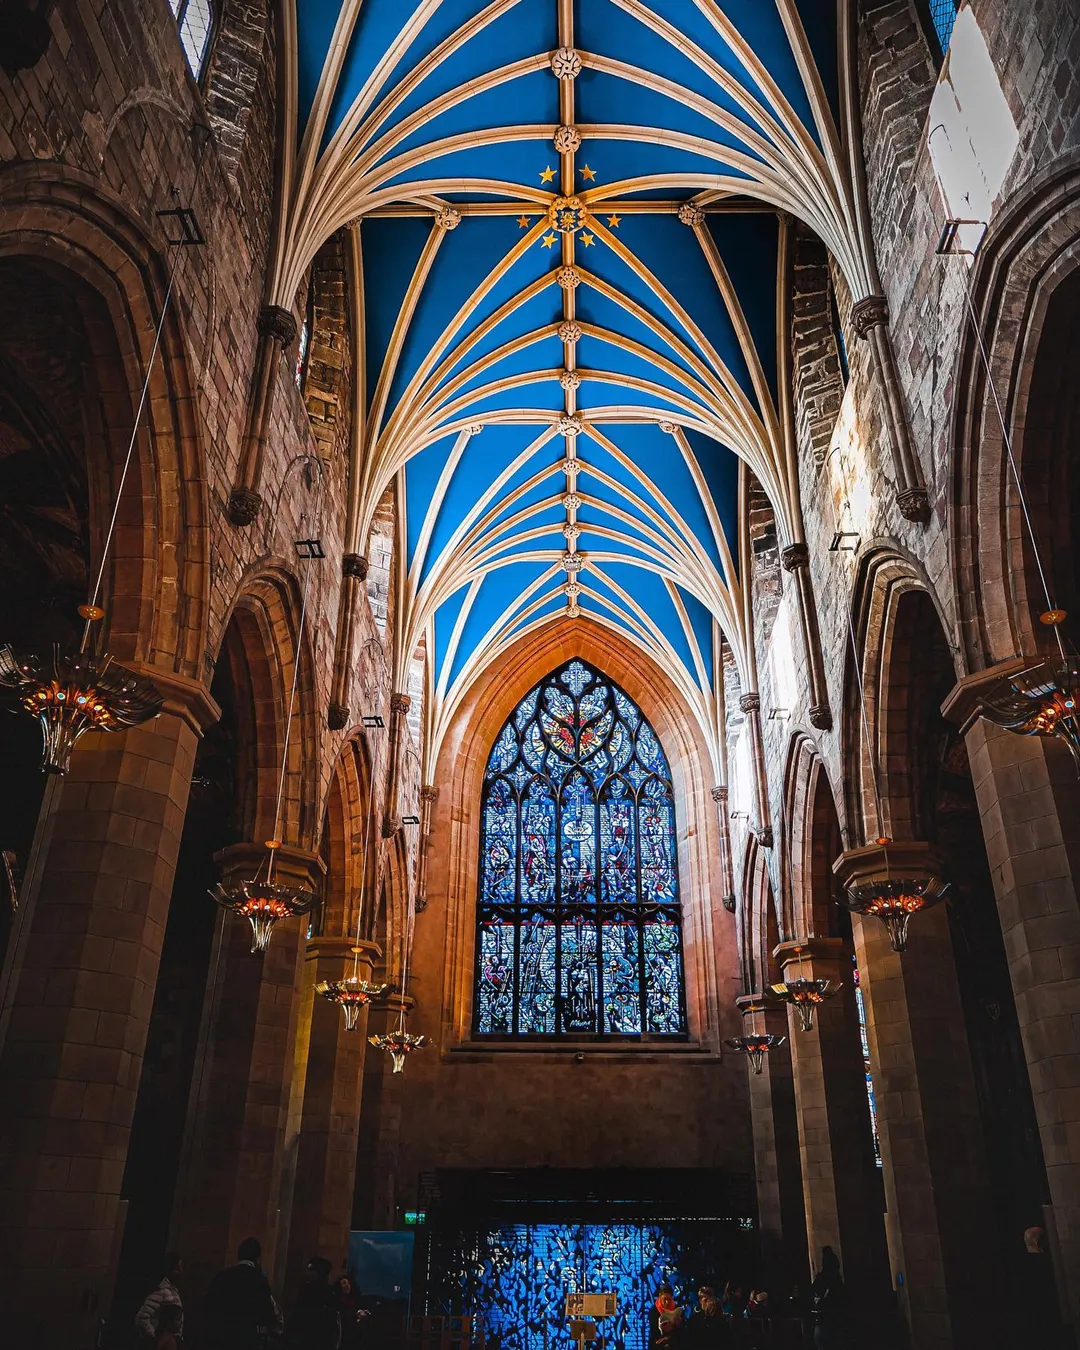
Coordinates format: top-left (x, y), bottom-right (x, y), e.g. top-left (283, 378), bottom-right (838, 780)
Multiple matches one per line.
top-left (475, 659), bottom-right (686, 1039)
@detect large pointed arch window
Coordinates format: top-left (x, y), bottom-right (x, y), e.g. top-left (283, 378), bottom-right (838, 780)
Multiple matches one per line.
top-left (474, 660), bottom-right (687, 1039)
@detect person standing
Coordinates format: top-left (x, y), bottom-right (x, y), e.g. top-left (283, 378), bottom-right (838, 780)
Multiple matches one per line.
top-left (688, 1287), bottom-right (730, 1349)
top-left (135, 1252), bottom-right (184, 1348)
top-left (288, 1256), bottom-right (342, 1350)
top-left (203, 1237), bottom-right (279, 1350)
top-left (155, 1303), bottom-right (185, 1350)
top-left (810, 1248), bottom-right (850, 1350)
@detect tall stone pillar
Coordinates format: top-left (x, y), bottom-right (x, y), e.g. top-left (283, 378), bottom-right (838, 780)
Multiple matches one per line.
top-left (0, 675), bottom-right (212, 1349)
top-left (228, 304), bottom-right (298, 526)
top-left (850, 296), bottom-right (930, 523)
top-left (940, 687), bottom-right (1080, 1335)
top-left (381, 694), bottom-right (411, 838)
top-left (774, 939), bottom-right (891, 1320)
top-left (284, 937), bottom-right (379, 1286)
top-left (736, 994), bottom-right (807, 1290)
top-left (779, 543), bottom-right (832, 730)
top-left (739, 693), bottom-right (773, 848)
top-left (711, 786), bottom-right (736, 911)
top-left (172, 842), bottom-right (324, 1293)
top-left (835, 842), bottom-right (1002, 1350)
top-left (328, 554), bottom-right (369, 730)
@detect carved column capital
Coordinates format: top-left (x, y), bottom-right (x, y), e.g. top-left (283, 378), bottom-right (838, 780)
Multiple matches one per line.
top-left (711, 785), bottom-right (728, 804)
top-left (809, 704), bottom-right (834, 732)
top-left (390, 692), bottom-right (412, 717)
top-left (896, 485), bottom-right (931, 523)
top-left (342, 553), bottom-right (369, 581)
top-left (755, 825), bottom-right (774, 849)
top-left (420, 785), bottom-right (439, 803)
top-left (780, 542), bottom-right (810, 572)
top-left (258, 303), bottom-right (298, 346)
top-left (739, 693), bottom-right (761, 715)
top-left (381, 815), bottom-right (402, 839)
top-left (227, 486), bottom-right (263, 526)
top-left (327, 702), bottom-right (350, 731)
top-left (851, 294), bottom-right (889, 340)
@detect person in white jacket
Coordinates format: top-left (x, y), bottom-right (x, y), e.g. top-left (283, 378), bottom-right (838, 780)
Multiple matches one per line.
top-left (135, 1253), bottom-right (185, 1346)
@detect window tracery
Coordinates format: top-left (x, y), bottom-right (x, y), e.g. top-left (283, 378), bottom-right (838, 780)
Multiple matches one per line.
top-left (169, 0), bottom-right (215, 79)
top-left (475, 660), bottom-right (686, 1040)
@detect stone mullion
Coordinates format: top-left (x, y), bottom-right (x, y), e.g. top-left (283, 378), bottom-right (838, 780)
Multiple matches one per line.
top-left (0, 704), bottom-right (204, 1348)
top-left (851, 297), bottom-right (930, 523)
top-left (775, 939), bottom-right (891, 1325)
top-left (780, 544), bottom-right (832, 730)
top-left (284, 938), bottom-right (378, 1291)
top-left (228, 304), bottom-right (298, 526)
top-left (736, 994), bottom-right (807, 1290)
top-left (839, 844), bottom-right (1002, 1350)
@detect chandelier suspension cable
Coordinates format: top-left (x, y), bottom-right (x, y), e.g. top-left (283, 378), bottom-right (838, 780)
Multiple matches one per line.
top-left (80, 222), bottom-right (186, 653)
top-left (264, 530), bottom-right (316, 884)
top-left (956, 267), bottom-right (1066, 660)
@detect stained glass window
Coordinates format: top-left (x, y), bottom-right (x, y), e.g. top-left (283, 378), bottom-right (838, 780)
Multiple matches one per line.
top-left (853, 965), bottom-right (882, 1167)
top-left (475, 659), bottom-right (686, 1038)
top-left (169, 0), bottom-right (215, 79)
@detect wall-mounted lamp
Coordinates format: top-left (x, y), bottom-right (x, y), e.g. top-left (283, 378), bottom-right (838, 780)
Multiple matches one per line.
top-left (361, 714), bottom-right (384, 729)
top-left (828, 531), bottom-right (861, 553)
top-left (730, 810), bottom-right (749, 821)
top-left (401, 815), bottom-right (420, 825)
top-left (295, 538), bottom-right (325, 559)
top-left (767, 708), bottom-right (790, 721)
top-left (936, 218), bottom-right (987, 256)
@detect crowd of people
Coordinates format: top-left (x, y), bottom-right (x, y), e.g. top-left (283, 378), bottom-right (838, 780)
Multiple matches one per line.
top-left (648, 1249), bottom-right (849, 1350)
top-left (133, 1240), bottom-right (371, 1350)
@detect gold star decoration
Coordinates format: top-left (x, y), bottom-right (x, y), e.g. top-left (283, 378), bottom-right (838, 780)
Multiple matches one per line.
top-left (606, 214), bottom-right (622, 228)
top-left (517, 214), bottom-right (531, 228)
top-left (580, 232), bottom-right (595, 247)
top-left (539, 166), bottom-right (556, 183)
top-left (541, 232), bottom-right (558, 249)
top-left (580, 165), bottom-right (596, 182)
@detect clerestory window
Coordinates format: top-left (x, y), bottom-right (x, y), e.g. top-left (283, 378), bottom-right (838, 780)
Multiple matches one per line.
top-left (918, 0), bottom-right (959, 64)
top-left (474, 659), bottom-right (687, 1040)
top-left (170, 0), bottom-right (215, 80)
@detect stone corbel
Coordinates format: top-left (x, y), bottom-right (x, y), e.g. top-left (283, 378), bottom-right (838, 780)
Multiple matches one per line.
top-left (227, 304), bottom-right (298, 526)
top-left (851, 296), bottom-right (931, 524)
top-left (780, 544), bottom-right (833, 731)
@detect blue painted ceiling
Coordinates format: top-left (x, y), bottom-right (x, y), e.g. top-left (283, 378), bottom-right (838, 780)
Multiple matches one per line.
top-left (283, 0), bottom-right (849, 742)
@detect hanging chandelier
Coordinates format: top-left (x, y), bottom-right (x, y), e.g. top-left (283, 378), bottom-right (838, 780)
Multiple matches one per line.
top-left (211, 840), bottom-right (318, 953)
top-left (369, 1025), bottom-right (427, 1075)
top-left (316, 973), bottom-right (390, 1030)
top-left (212, 531), bottom-right (323, 952)
top-left (975, 654), bottom-right (1080, 770)
top-left (838, 870), bottom-right (950, 953)
top-left (0, 641), bottom-right (163, 774)
top-left (725, 1033), bottom-right (786, 1075)
top-left (768, 977), bottom-right (840, 1032)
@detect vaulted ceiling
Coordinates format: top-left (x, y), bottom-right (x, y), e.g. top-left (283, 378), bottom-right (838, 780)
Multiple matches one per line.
top-left (274, 1), bottom-right (875, 771)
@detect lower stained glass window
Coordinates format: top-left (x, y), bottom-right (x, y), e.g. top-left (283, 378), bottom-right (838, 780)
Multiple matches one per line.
top-left (474, 659), bottom-right (686, 1039)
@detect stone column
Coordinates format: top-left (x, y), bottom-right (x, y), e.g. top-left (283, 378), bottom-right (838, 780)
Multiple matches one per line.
top-left (171, 842), bottom-right (324, 1293)
top-left (416, 786), bottom-right (438, 912)
top-left (850, 296), bottom-right (930, 523)
top-left (328, 554), bottom-right (369, 730)
top-left (835, 842), bottom-right (1002, 1350)
top-left (780, 543), bottom-right (832, 730)
top-left (739, 693), bottom-right (773, 848)
top-left (0, 674), bottom-right (213, 1349)
top-left (228, 304), bottom-right (298, 526)
top-left (736, 994), bottom-right (807, 1290)
top-left (711, 786), bottom-right (736, 912)
top-left (284, 938), bottom-right (379, 1287)
top-left (941, 676), bottom-right (1080, 1333)
top-left (381, 694), bottom-right (411, 838)
top-left (774, 938), bottom-right (891, 1320)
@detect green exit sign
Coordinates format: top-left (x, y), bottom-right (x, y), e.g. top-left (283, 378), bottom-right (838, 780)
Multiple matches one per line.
top-left (404, 1211), bottom-right (426, 1226)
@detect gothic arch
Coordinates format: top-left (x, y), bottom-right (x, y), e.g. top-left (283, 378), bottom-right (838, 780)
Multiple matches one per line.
top-left (844, 546), bottom-right (956, 844)
top-left (952, 148), bottom-right (1080, 670)
top-left (425, 615), bottom-right (732, 1047)
top-left (216, 564), bottom-right (321, 848)
top-left (783, 734), bottom-right (844, 942)
top-left (0, 166), bottom-right (211, 676)
top-left (321, 736), bottom-right (374, 938)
